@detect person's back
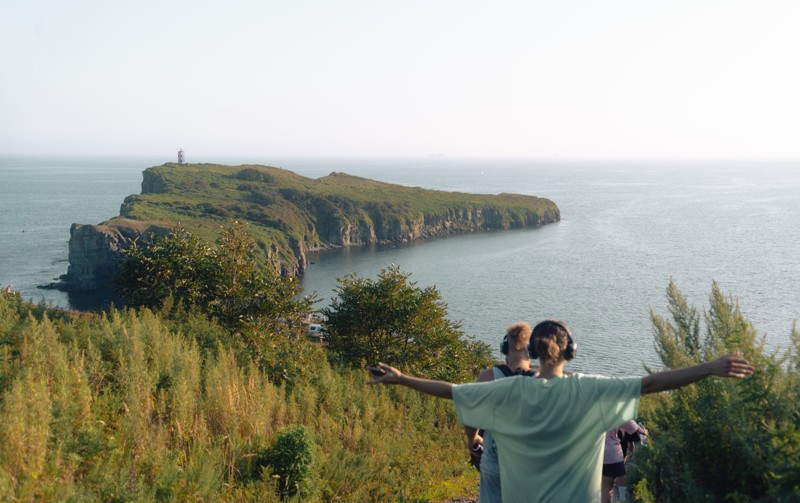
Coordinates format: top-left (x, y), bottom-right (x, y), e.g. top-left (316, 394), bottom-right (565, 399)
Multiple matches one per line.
top-left (456, 372), bottom-right (640, 502)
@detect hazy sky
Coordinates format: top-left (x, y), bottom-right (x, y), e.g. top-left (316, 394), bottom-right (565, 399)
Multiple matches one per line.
top-left (2, 0), bottom-right (799, 159)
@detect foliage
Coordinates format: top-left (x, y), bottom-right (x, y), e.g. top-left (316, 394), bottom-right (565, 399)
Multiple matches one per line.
top-left (115, 225), bottom-right (216, 309)
top-left (322, 264), bottom-right (493, 383)
top-left (630, 280), bottom-right (800, 502)
top-left (0, 294), bottom-right (479, 501)
top-left (115, 222), bottom-right (319, 385)
top-left (116, 221), bottom-right (312, 335)
top-left (235, 167), bottom-right (275, 184)
top-left (264, 425), bottom-right (314, 499)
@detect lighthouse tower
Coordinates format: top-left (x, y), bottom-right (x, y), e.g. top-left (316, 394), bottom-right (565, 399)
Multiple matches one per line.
top-left (178, 149), bottom-right (186, 165)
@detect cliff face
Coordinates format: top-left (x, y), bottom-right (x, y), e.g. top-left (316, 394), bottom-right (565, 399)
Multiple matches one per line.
top-left (65, 163), bottom-right (560, 293)
top-left (65, 219), bottom-right (170, 292)
top-left (140, 169), bottom-right (168, 194)
top-left (319, 205), bottom-right (557, 247)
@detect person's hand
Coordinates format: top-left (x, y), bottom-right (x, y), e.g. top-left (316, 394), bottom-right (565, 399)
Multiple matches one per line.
top-left (465, 433), bottom-right (483, 451)
top-left (366, 363), bottom-right (403, 385)
top-left (708, 354), bottom-right (755, 378)
top-left (469, 439), bottom-right (483, 471)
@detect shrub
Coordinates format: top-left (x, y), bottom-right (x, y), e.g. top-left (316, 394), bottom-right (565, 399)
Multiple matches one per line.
top-left (264, 426), bottom-right (314, 499)
top-left (322, 264), bottom-right (493, 383)
top-left (235, 168), bottom-right (275, 184)
top-left (630, 280), bottom-right (800, 501)
top-left (115, 221), bottom-right (312, 341)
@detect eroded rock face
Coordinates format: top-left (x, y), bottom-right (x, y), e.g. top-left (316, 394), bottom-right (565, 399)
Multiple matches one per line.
top-left (65, 219), bottom-right (170, 292)
top-left (141, 170), bottom-right (168, 194)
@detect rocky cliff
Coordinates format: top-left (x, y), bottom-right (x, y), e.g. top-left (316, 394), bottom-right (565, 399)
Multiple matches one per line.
top-left (65, 219), bottom-right (171, 292)
top-left (64, 163), bottom-right (560, 292)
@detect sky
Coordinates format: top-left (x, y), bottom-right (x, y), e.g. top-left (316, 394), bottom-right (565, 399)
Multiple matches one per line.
top-left (2, 0), bottom-right (799, 159)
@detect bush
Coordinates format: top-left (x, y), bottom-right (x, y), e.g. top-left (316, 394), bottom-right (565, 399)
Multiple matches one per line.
top-left (264, 426), bottom-right (314, 499)
top-left (630, 281), bottom-right (800, 501)
top-left (235, 168), bottom-right (275, 184)
top-left (115, 221), bottom-right (312, 336)
top-left (322, 264), bottom-right (493, 383)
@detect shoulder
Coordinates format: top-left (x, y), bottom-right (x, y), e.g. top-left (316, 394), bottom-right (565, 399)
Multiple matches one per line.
top-left (492, 364), bottom-right (519, 378)
top-left (476, 367), bottom-right (495, 383)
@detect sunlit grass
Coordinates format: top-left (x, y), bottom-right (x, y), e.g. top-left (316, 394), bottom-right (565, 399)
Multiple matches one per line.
top-left (0, 293), bottom-right (478, 501)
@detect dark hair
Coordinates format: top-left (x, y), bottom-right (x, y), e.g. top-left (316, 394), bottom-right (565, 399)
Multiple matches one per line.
top-left (532, 320), bottom-right (571, 366)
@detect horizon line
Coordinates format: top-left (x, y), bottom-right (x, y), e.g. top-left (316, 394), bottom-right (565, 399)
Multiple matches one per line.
top-left (1, 152), bottom-right (800, 164)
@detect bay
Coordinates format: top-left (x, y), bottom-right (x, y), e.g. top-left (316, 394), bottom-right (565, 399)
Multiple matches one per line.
top-left (1, 155), bottom-right (797, 376)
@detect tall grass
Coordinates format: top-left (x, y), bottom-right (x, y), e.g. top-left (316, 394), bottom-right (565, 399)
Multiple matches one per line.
top-left (0, 293), bottom-right (477, 501)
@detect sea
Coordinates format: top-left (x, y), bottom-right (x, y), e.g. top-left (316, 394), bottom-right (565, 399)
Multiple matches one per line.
top-left (1, 155), bottom-right (798, 376)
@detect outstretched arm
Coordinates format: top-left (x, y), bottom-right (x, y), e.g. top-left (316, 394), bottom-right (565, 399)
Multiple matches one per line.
top-left (641, 354), bottom-right (754, 395)
top-left (367, 362), bottom-right (454, 399)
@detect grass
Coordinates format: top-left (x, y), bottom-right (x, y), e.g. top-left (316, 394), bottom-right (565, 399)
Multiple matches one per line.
top-left (0, 293), bottom-right (480, 501)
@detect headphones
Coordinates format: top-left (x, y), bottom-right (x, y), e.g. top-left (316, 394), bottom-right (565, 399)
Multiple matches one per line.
top-left (528, 319), bottom-right (578, 361)
top-left (501, 334), bottom-right (537, 360)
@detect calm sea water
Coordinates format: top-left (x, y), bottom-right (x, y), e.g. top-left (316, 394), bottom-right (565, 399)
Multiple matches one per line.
top-left (1, 156), bottom-right (798, 375)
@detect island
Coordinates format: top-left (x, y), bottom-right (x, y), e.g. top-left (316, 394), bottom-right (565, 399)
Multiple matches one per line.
top-left (64, 163), bottom-right (560, 292)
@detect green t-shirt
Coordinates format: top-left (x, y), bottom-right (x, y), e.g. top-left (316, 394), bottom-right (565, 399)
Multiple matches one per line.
top-left (452, 373), bottom-right (641, 503)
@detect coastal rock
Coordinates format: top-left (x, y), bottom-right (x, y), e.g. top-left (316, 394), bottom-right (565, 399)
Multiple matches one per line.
top-left (65, 219), bottom-right (170, 292)
top-left (141, 169), bottom-right (168, 194)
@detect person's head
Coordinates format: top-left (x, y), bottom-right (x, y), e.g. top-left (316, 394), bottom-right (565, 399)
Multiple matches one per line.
top-left (531, 318), bottom-right (577, 367)
top-left (500, 321), bottom-right (533, 357)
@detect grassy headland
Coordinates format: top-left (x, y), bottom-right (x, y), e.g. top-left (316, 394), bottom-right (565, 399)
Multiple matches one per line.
top-left (125, 163), bottom-right (559, 271)
top-left (66, 163), bottom-right (560, 292)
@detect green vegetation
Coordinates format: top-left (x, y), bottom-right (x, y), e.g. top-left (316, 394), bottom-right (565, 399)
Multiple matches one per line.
top-left (0, 293), bottom-right (478, 501)
top-left (631, 281), bottom-right (800, 502)
top-left (112, 163), bottom-right (560, 274)
top-left (264, 426), bottom-right (315, 499)
top-left (115, 222), bottom-right (313, 382)
top-left (114, 224), bottom-right (489, 388)
top-left (323, 264), bottom-right (494, 383)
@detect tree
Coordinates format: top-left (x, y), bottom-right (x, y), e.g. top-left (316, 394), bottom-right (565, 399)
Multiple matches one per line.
top-left (630, 280), bottom-right (800, 502)
top-left (115, 226), bottom-right (215, 309)
top-left (115, 221), bottom-right (313, 337)
top-left (321, 264), bottom-right (493, 383)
